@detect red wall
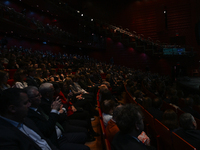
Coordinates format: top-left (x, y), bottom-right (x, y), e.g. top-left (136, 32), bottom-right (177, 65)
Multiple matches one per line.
top-left (84, 0), bottom-right (200, 76)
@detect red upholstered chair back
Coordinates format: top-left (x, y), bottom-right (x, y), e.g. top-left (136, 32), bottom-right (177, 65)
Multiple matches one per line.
top-left (154, 119), bottom-right (173, 150)
top-left (172, 132), bottom-right (196, 150)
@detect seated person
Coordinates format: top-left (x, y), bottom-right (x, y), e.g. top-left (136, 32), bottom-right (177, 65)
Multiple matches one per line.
top-left (26, 85), bottom-right (90, 150)
top-left (175, 113), bottom-right (200, 149)
top-left (12, 69), bottom-right (28, 89)
top-left (101, 99), bottom-right (115, 127)
top-left (162, 109), bottom-right (179, 132)
top-left (147, 97), bottom-right (163, 121)
top-left (0, 88), bottom-right (58, 150)
top-left (182, 97), bottom-right (200, 119)
top-left (0, 70), bottom-right (10, 92)
top-left (112, 104), bottom-right (155, 150)
top-left (134, 90), bottom-right (144, 105)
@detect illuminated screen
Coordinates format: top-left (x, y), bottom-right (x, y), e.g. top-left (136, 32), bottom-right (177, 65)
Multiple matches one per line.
top-left (163, 48), bottom-right (185, 55)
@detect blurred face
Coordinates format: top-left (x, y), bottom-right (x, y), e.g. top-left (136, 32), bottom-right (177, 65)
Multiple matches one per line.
top-left (14, 93), bottom-right (31, 122)
top-left (29, 89), bottom-right (42, 108)
top-left (20, 73), bottom-right (26, 81)
top-left (3, 73), bottom-right (9, 83)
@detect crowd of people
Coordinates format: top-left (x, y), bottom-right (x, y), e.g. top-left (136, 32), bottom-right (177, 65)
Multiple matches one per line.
top-left (0, 3), bottom-right (76, 41)
top-left (0, 45), bottom-right (126, 150)
top-left (0, 44), bottom-right (200, 150)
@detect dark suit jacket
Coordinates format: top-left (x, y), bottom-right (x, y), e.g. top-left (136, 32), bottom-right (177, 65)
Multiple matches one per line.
top-left (0, 117), bottom-right (58, 150)
top-left (27, 108), bottom-right (59, 147)
top-left (175, 128), bottom-right (200, 149)
top-left (111, 131), bottom-right (154, 150)
top-left (40, 97), bottom-right (66, 127)
top-left (26, 76), bottom-right (39, 88)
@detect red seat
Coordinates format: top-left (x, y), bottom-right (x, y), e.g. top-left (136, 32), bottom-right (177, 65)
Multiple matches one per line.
top-left (161, 101), bottom-right (177, 112)
top-left (154, 119), bottom-right (173, 150)
top-left (100, 73), bottom-right (106, 79)
top-left (7, 69), bottom-right (17, 79)
top-left (194, 117), bottom-right (200, 130)
top-left (142, 109), bottom-right (156, 137)
top-left (172, 132), bottom-right (196, 150)
top-left (7, 79), bottom-right (14, 87)
top-left (105, 138), bottom-right (111, 150)
top-left (100, 118), bottom-right (106, 139)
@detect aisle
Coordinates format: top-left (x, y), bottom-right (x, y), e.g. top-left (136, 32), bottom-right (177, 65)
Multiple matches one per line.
top-left (85, 115), bottom-right (103, 150)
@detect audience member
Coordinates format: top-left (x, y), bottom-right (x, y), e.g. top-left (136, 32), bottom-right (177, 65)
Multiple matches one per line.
top-left (112, 104), bottom-right (155, 150)
top-left (182, 97), bottom-right (200, 119)
top-left (26, 68), bottom-right (39, 88)
top-left (148, 97), bottom-right (163, 121)
top-left (175, 113), bottom-right (200, 149)
top-left (162, 109), bottom-right (179, 131)
top-left (0, 88), bottom-right (58, 150)
top-left (0, 70), bottom-right (10, 92)
top-left (26, 86), bottom-right (90, 150)
top-left (101, 99), bottom-right (115, 127)
top-left (12, 69), bottom-right (28, 89)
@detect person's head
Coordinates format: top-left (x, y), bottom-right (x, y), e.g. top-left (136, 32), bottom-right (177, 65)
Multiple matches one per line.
top-left (162, 109), bottom-right (179, 130)
top-left (50, 68), bottom-right (56, 75)
top-left (100, 89), bottom-right (112, 102)
top-left (134, 90), bottom-right (143, 99)
top-left (0, 88), bottom-right (31, 122)
top-left (179, 113), bottom-right (197, 130)
top-left (170, 96), bottom-right (179, 105)
top-left (36, 68), bottom-right (43, 78)
top-left (99, 84), bottom-right (108, 93)
top-left (27, 68), bottom-right (36, 77)
top-left (116, 104), bottom-right (144, 136)
top-left (39, 83), bottom-right (54, 101)
top-left (184, 97), bottom-right (193, 107)
top-left (25, 86), bottom-right (41, 108)
top-left (0, 70), bottom-right (9, 85)
top-left (152, 97), bottom-right (163, 109)
top-left (112, 104), bottom-right (124, 121)
top-left (142, 97), bottom-right (152, 109)
top-left (101, 99), bottom-right (115, 115)
top-left (13, 69), bottom-right (26, 82)
top-left (65, 77), bottom-right (73, 85)
top-left (170, 89), bottom-right (177, 97)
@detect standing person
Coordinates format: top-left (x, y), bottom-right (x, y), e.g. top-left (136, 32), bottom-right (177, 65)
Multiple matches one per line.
top-left (0, 88), bottom-right (58, 150)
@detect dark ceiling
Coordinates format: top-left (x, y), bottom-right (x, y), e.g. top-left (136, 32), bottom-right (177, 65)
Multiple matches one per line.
top-left (60, 0), bottom-right (136, 23)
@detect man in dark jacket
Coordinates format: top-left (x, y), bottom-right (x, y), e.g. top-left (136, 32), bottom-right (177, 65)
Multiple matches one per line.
top-left (0, 88), bottom-right (58, 150)
top-left (175, 113), bottom-right (200, 149)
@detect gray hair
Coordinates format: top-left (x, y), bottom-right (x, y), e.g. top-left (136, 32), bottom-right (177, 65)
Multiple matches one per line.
top-left (39, 83), bottom-right (53, 96)
top-left (24, 86), bottom-right (38, 98)
top-left (179, 113), bottom-right (196, 130)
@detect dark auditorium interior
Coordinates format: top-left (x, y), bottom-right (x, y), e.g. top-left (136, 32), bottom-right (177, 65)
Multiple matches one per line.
top-left (1, 0), bottom-right (200, 150)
